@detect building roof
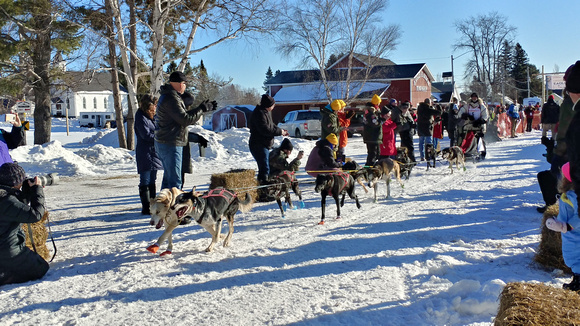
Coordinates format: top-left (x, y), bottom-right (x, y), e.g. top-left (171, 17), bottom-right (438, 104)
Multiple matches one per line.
top-left (266, 63), bottom-right (431, 85)
top-left (431, 81), bottom-right (458, 103)
top-left (273, 82), bottom-right (390, 104)
top-left (327, 53), bottom-right (396, 69)
top-left (55, 71), bottom-right (128, 93)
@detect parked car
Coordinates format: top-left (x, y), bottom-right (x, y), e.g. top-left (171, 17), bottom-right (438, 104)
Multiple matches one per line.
top-left (277, 110), bottom-right (322, 139)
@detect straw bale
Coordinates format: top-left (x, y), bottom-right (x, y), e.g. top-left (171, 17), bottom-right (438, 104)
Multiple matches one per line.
top-left (534, 203), bottom-right (572, 274)
top-left (210, 169), bottom-right (258, 201)
top-left (495, 282), bottom-right (580, 325)
top-left (22, 210), bottom-right (51, 261)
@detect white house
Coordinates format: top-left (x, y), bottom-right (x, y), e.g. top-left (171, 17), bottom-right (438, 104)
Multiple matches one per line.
top-left (51, 71), bottom-right (129, 127)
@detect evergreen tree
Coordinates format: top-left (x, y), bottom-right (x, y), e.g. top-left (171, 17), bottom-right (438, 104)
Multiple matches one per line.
top-left (0, 0), bottom-right (82, 144)
top-left (263, 66), bottom-right (274, 92)
top-left (511, 43), bottom-right (529, 101)
top-left (166, 61), bottom-right (178, 73)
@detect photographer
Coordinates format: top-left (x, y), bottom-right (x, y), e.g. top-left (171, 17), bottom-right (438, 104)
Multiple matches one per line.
top-left (1, 113), bottom-right (24, 165)
top-left (0, 163), bottom-right (49, 285)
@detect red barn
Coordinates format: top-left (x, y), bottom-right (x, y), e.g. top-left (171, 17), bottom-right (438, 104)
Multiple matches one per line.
top-left (265, 54), bottom-right (434, 123)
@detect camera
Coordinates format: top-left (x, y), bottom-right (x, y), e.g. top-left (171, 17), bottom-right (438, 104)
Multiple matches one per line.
top-left (27, 173), bottom-right (59, 187)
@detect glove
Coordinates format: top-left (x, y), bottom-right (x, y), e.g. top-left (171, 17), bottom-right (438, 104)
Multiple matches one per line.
top-left (197, 135), bottom-right (208, 147)
top-left (546, 218), bottom-right (567, 233)
top-left (345, 110), bottom-right (356, 119)
top-left (210, 100), bottom-right (218, 110)
top-left (198, 100), bottom-right (212, 112)
top-left (472, 118), bottom-right (485, 127)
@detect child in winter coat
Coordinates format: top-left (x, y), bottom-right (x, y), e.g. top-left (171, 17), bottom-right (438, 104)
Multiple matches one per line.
top-left (379, 107), bottom-right (397, 159)
top-left (0, 163), bottom-right (49, 285)
top-left (545, 162), bottom-right (580, 291)
top-left (305, 134), bottom-right (342, 177)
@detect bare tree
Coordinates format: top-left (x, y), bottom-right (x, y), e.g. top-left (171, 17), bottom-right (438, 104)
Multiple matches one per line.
top-left (277, 0), bottom-right (401, 103)
top-left (454, 11), bottom-right (516, 101)
top-left (145, 0), bottom-right (278, 95)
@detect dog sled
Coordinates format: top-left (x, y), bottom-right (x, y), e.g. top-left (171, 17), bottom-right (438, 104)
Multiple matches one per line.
top-left (459, 130), bottom-right (486, 162)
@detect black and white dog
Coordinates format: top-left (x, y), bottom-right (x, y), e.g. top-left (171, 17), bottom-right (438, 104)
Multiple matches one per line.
top-left (264, 171), bottom-right (304, 217)
top-left (425, 143), bottom-right (437, 171)
top-left (314, 172), bottom-right (361, 225)
top-left (147, 187), bottom-right (252, 254)
top-left (395, 147), bottom-right (414, 180)
top-left (441, 146), bottom-right (466, 174)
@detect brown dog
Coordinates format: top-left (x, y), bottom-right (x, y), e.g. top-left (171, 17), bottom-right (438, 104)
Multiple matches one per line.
top-left (366, 158), bottom-right (403, 202)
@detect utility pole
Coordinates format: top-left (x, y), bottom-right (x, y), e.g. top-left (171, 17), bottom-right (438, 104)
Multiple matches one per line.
top-left (527, 66), bottom-right (530, 98)
top-left (541, 65), bottom-right (545, 103)
top-left (451, 55), bottom-right (454, 86)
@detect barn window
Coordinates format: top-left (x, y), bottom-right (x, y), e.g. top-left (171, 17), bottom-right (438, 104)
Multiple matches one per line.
top-left (93, 97), bottom-right (97, 109)
top-left (82, 97), bottom-right (86, 109)
top-left (103, 98), bottom-right (108, 109)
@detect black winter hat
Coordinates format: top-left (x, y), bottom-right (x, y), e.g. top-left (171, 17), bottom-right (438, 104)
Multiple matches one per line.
top-left (470, 93), bottom-right (478, 98)
top-left (260, 94), bottom-right (275, 108)
top-left (169, 71), bottom-right (188, 83)
top-left (280, 138), bottom-right (293, 151)
top-left (0, 163), bottom-right (26, 186)
top-left (565, 60), bottom-right (580, 93)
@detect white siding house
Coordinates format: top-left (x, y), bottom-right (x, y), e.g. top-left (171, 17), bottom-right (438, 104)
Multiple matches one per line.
top-left (51, 71), bottom-right (128, 127)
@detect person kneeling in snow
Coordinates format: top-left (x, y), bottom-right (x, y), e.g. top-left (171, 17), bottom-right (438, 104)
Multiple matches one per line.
top-left (545, 162), bottom-right (580, 291)
top-left (305, 133), bottom-right (342, 177)
top-left (0, 163), bottom-right (49, 285)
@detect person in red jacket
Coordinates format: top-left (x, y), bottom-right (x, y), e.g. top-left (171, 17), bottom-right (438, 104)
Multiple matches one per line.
top-left (379, 107), bottom-right (397, 159)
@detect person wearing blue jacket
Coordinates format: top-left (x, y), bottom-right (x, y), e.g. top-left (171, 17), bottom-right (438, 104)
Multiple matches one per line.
top-left (546, 162), bottom-right (580, 291)
top-left (0, 163), bottom-right (49, 285)
top-left (507, 102), bottom-right (520, 138)
top-left (135, 95), bottom-right (162, 215)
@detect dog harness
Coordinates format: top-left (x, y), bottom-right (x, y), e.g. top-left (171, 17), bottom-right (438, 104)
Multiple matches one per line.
top-left (330, 171), bottom-right (349, 195)
top-left (203, 188), bottom-right (237, 204)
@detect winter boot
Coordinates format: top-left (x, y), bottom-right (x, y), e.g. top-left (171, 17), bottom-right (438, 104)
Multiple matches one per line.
top-left (139, 186), bottom-right (151, 215)
top-left (563, 274), bottom-right (580, 291)
top-left (148, 184), bottom-right (156, 200)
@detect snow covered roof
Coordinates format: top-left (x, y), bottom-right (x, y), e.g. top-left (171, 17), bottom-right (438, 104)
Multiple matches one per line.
top-left (273, 82), bottom-right (390, 104)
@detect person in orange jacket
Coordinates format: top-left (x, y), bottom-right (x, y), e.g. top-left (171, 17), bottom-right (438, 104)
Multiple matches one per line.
top-left (336, 100), bottom-right (355, 161)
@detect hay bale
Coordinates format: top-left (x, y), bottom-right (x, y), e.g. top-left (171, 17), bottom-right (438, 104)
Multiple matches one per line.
top-left (210, 169), bottom-right (258, 201)
top-left (534, 203), bottom-right (572, 274)
top-left (22, 211), bottom-right (51, 261)
top-left (495, 282), bottom-right (580, 325)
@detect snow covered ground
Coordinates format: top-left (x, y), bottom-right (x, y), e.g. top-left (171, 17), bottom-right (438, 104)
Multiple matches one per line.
top-left (0, 118), bottom-right (564, 325)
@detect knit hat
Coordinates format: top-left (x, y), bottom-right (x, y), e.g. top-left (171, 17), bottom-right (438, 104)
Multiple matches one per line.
top-left (339, 100), bottom-right (346, 109)
top-left (371, 94), bottom-right (381, 105)
top-left (169, 71), bottom-right (188, 83)
top-left (326, 133), bottom-right (338, 145)
top-left (260, 94), bottom-right (275, 108)
top-left (330, 100), bottom-right (341, 111)
top-left (424, 98), bottom-right (431, 105)
top-left (390, 99), bottom-right (397, 106)
top-left (565, 61), bottom-right (580, 93)
top-left (279, 138), bottom-right (293, 151)
top-left (400, 101), bottom-right (410, 108)
top-left (562, 162), bottom-right (571, 182)
top-left (381, 106), bottom-right (391, 116)
top-left (470, 93), bottom-right (478, 98)
top-left (548, 94), bottom-right (554, 100)
top-left (0, 163), bottom-right (26, 187)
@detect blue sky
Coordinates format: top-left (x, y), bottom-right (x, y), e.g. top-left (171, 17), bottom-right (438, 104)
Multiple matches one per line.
top-left (191, 0), bottom-right (580, 92)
